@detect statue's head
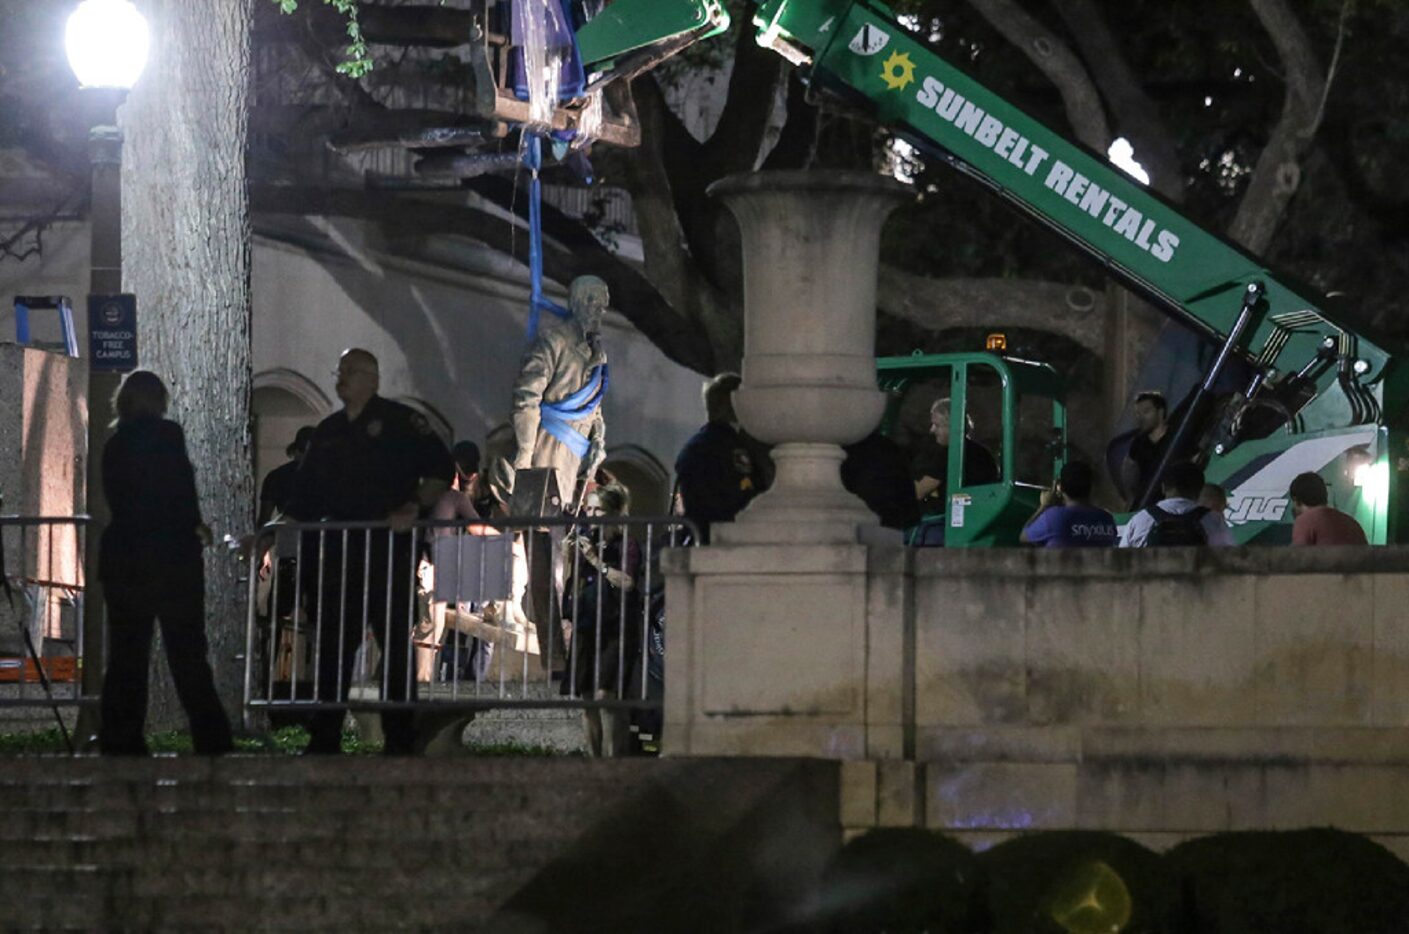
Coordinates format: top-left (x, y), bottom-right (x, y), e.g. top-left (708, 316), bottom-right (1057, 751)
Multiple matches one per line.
top-left (569, 275), bottom-right (609, 337)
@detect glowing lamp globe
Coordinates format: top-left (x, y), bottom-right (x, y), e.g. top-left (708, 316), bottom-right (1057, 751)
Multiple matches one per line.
top-left (65, 0), bottom-right (150, 90)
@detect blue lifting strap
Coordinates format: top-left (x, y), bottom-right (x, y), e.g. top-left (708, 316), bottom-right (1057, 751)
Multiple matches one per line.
top-left (523, 133), bottom-right (573, 339)
top-left (540, 363), bottom-right (609, 458)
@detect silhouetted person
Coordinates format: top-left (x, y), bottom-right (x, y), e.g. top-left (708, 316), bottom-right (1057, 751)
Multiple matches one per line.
top-left (1020, 461), bottom-right (1117, 548)
top-left (257, 425), bottom-right (314, 526)
top-left (911, 397), bottom-right (999, 509)
top-left (1290, 471), bottom-right (1367, 545)
top-left (675, 373), bottom-right (769, 542)
top-left (842, 430), bottom-right (921, 531)
top-left (286, 348), bottom-right (454, 755)
top-left (97, 371), bottom-right (233, 756)
top-left (1120, 461), bottom-right (1235, 547)
top-left (1122, 390), bottom-right (1170, 509)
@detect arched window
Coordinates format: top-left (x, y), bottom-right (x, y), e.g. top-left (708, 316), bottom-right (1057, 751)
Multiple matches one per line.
top-left (252, 369), bottom-right (331, 488)
top-left (599, 445), bottom-right (671, 516)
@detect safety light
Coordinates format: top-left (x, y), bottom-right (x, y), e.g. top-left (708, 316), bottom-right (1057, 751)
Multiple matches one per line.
top-left (1354, 461), bottom-right (1389, 502)
top-left (65, 0), bottom-right (150, 90)
top-left (986, 333), bottom-right (1007, 352)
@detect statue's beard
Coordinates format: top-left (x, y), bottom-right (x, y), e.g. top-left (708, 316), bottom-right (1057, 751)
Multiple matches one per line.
top-left (579, 314), bottom-right (604, 342)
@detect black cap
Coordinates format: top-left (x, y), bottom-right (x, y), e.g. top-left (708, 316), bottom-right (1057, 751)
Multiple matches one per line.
top-left (286, 426), bottom-right (315, 457)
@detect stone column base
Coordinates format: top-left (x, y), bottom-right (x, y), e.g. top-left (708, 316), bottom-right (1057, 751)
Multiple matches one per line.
top-left (661, 542), bottom-right (911, 760)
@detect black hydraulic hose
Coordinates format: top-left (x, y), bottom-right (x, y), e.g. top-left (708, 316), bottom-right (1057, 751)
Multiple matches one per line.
top-left (1137, 281), bottom-right (1265, 508)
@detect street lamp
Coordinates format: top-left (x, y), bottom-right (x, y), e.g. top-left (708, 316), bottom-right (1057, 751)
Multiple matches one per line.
top-left (65, 0), bottom-right (150, 90)
top-left (66, 0), bottom-right (150, 745)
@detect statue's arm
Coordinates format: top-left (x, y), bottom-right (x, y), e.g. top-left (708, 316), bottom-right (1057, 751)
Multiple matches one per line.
top-left (511, 338), bottom-right (554, 468)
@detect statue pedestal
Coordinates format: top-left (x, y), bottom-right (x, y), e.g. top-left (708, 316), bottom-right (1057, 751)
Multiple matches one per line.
top-left (661, 543), bottom-right (911, 759)
top-left (664, 171), bottom-right (911, 758)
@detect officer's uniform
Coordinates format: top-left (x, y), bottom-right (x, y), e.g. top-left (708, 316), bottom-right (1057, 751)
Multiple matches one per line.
top-left (674, 421), bottom-right (767, 542)
top-left (287, 395), bottom-right (454, 754)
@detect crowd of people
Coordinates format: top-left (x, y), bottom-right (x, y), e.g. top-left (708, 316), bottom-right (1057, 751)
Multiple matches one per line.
top-left (673, 380), bottom-right (1372, 552)
top-left (93, 358), bottom-right (1371, 758)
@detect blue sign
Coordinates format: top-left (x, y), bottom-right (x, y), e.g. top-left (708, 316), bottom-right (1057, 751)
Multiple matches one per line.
top-left (88, 294), bottom-right (137, 372)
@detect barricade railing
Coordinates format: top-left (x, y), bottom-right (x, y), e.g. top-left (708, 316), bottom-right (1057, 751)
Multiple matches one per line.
top-left (242, 515), bottom-right (696, 721)
top-left (0, 515), bottom-right (92, 745)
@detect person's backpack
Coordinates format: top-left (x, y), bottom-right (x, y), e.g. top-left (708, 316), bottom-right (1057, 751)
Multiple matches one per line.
top-left (1144, 505), bottom-right (1209, 546)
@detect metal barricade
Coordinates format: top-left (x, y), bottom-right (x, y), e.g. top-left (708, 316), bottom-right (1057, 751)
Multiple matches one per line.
top-left (241, 516), bottom-right (695, 724)
top-left (0, 515), bottom-right (93, 745)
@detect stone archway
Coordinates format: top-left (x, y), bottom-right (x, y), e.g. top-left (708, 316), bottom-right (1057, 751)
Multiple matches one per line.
top-left (600, 445), bottom-right (671, 517)
top-left (252, 368), bottom-right (330, 492)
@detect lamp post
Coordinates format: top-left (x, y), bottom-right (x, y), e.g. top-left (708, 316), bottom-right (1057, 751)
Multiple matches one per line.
top-left (66, 0), bottom-right (150, 744)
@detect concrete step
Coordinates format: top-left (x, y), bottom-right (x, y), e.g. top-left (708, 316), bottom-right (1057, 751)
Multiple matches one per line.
top-left (0, 835), bottom-right (564, 872)
top-left (0, 778), bottom-right (621, 813)
top-left (0, 866), bottom-right (517, 928)
top-left (1, 806), bottom-right (596, 843)
top-left (126, 864), bottom-right (523, 900)
top-left (0, 754), bottom-right (650, 785)
top-left (3, 893), bottom-right (498, 932)
top-left (0, 755), bottom-right (841, 930)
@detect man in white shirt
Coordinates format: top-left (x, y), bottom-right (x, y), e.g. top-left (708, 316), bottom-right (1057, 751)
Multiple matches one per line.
top-left (1120, 461), bottom-right (1236, 547)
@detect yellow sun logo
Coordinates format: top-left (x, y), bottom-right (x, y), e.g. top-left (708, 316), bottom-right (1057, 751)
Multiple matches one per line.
top-left (880, 51), bottom-right (916, 91)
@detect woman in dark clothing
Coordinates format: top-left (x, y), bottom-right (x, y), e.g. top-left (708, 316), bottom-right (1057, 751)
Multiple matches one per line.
top-left (561, 483), bottom-right (641, 756)
top-left (97, 371), bottom-right (233, 755)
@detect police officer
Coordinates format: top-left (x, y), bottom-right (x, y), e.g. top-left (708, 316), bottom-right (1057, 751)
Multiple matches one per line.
top-left (258, 425), bottom-right (314, 526)
top-left (285, 348), bottom-right (454, 754)
top-left (674, 372), bottom-right (770, 542)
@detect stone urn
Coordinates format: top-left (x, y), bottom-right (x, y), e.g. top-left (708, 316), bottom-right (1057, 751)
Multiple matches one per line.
top-left (708, 170), bottom-right (910, 543)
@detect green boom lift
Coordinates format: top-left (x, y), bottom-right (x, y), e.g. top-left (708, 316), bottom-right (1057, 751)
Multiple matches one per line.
top-left (567, 0), bottom-right (1403, 545)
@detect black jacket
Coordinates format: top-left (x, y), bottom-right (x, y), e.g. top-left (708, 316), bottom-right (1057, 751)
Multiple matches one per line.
top-left (287, 395), bottom-right (454, 522)
top-left (98, 416), bottom-right (204, 594)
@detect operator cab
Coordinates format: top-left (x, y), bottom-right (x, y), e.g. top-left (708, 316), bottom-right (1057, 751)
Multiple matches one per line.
top-left (878, 348), bottom-right (1067, 547)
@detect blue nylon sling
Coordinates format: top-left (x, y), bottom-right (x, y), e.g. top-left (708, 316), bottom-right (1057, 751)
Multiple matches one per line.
top-left (540, 363), bottom-right (609, 458)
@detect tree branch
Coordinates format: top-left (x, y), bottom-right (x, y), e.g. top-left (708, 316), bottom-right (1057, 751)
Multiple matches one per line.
top-left (700, 22), bottom-right (787, 177)
top-left (257, 2), bottom-right (475, 49)
top-left (762, 71), bottom-right (820, 171)
top-left (622, 75), bottom-right (741, 370)
top-left (965, 0), bottom-right (1111, 151)
top-left (1227, 0), bottom-right (1328, 253)
top-left (1050, 0), bottom-right (1183, 200)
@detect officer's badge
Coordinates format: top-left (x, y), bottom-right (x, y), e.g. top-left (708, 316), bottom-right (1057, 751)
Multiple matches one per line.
top-left (366, 419), bottom-right (383, 438)
top-left (410, 413), bottom-right (432, 435)
top-left (733, 448), bottom-right (754, 475)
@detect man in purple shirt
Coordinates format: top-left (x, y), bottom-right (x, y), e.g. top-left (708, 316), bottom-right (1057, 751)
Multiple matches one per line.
top-left (1021, 461), bottom-right (1118, 548)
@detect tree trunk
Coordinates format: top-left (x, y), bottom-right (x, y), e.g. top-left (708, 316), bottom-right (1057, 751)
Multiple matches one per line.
top-left (121, 0), bottom-right (254, 728)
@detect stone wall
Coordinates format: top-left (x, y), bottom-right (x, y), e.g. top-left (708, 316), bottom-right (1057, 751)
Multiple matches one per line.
top-left (0, 345), bottom-right (86, 654)
top-left (0, 343), bottom-right (86, 520)
top-left (912, 547), bottom-right (1409, 858)
top-left (668, 543), bottom-right (1409, 859)
top-left (251, 222), bottom-right (702, 487)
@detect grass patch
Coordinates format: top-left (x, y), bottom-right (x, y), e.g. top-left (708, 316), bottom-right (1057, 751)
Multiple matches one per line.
top-left (0, 728), bottom-right (70, 754)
